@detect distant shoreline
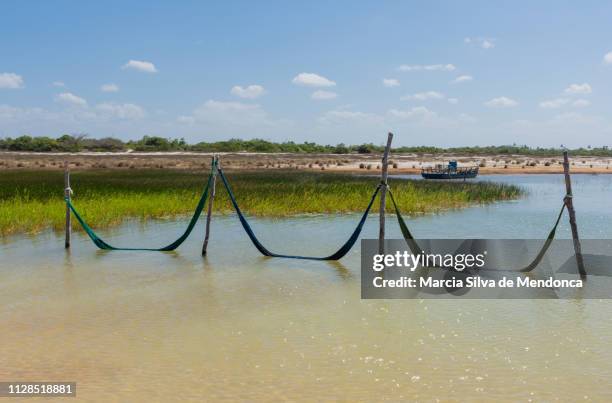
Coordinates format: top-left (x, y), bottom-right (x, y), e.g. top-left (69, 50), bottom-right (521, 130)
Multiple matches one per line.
top-left (1, 151), bottom-right (610, 174)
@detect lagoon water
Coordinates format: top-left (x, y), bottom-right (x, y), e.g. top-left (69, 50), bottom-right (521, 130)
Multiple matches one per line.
top-left (2, 174), bottom-right (612, 401)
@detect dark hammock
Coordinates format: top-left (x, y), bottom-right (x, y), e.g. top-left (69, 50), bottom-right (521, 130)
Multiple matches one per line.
top-left (387, 188), bottom-right (423, 256)
top-left (66, 164), bottom-right (214, 251)
top-left (217, 168), bottom-right (380, 261)
top-left (387, 187), bottom-right (568, 273)
top-left (67, 159), bottom-right (567, 265)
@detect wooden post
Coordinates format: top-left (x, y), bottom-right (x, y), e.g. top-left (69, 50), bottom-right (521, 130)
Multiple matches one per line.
top-left (379, 132), bottom-right (394, 254)
top-left (202, 155), bottom-right (218, 256)
top-left (64, 161), bottom-right (71, 249)
top-left (563, 151), bottom-right (586, 277)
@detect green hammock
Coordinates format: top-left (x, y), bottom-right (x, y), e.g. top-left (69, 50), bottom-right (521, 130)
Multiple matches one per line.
top-left (67, 160), bottom-right (568, 267)
top-left (66, 163), bottom-right (215, 251)
top-left (387, 187), bottom-right (567, 273)
top-left (218, 168), bottom-right (381, 260)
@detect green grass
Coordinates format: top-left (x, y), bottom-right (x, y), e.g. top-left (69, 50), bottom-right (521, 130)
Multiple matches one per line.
top-left (0, 169), bottom-right (523, 236)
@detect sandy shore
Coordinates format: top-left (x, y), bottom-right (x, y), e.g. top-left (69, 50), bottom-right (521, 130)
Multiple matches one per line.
top-left (1, 151), bottom-right (611, 174)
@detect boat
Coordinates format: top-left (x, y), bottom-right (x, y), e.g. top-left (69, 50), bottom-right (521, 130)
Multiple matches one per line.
top-left (421, 160), bottom-right (479, 180)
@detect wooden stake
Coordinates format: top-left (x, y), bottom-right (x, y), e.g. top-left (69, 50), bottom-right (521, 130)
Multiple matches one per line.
top-left (563, 151), bottom-right (586, 277)
top-left (379, 132), bottom-right (394, 254)
top-left (64, 161), bottom-right (71, 249)
top-left (202, 155), bottom-right (218, 256)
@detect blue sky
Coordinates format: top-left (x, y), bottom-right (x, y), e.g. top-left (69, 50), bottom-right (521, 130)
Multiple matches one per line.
top-left (1, 1), bottom-right (611, 147)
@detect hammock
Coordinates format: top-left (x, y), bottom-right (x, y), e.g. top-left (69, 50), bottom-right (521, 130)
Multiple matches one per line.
top-left (66, 163), bottom-right (215, 251)
top-left (218, 168), bottom-right (380, 260)
top-left (388, 187), bottom-right (568, 273)
top-left (68, 160), bottom-right (568, 267)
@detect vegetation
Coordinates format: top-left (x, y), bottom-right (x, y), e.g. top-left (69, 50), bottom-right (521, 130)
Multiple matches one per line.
top-left (0, 169), bottom-right (523, 237)
top-left (1, 134), bottom-right (611, 156)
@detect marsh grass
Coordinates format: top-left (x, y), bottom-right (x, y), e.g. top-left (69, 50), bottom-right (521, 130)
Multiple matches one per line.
top-left (0, 169), bottom-right (523, 236)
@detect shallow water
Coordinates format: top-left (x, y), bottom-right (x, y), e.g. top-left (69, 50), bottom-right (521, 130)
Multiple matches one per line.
top-left (1, 174), bottom-right (612, 401)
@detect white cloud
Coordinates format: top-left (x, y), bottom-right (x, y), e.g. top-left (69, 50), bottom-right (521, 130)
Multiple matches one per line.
top-left (550, 112), bottom-right (601, 125)
top-left (498, 113), bottom-right (611, 146)
top-left (464, 37), bottom-right (496, 49)
top-left (0, 104), bottom-right (57, 121)
top-left (539, 98), bottom-right (569, 109)
top-left (317, 105), bottom-right (473, 142)
top-left (401, 91), bottom-right (445, 101)
top-left (0, 105), bottom-right (18, 119)
top-left (230, 84), bottom-right (265, 99)
top-left (382, 78), bottom-right (400, 87)
top-left (572, 99), bottom-right (590, 108)
top-left (318, 109), bottom-right (383, 125)
top-left (484, 96), bottom-right (518, 108)
top-left (564, 83), bottom-right (592, 95)
top-left (181, 100), bottom-right (293, 137)
top-left (122, 60), bottom-right (158, 73)
top-left (311, 90), bottom-right (337, 100)
top-left (452, 75), bottom-right (473, 83)
top-left (55, 92), bottom-right (87, 107)
top-left (196, 100), bottom-right (259, 114)
top-left (177, 115), bottom-right (196, 125)
top-left (292, 72), bottom-right (336, 87)
top-left (387, 106), bottom-right (436, 120)
top-left (481, 40), bottom-right (495, 49)
top-left (0, 99), bottom-right (292, 139)
top-left (52, 81), bottom-right (65, 87)
top-left (1, 99), bottom-right (146, 131)
top-left (604, 51), bottom-right (612, 65)
top-left (186, 100), bottom-right (289, 133)
top-left (0, 73), bottom-right (24, 89)
top-left (320, 104), bottom-right (464, 131)
top-left (458, 113), bottom-right (476, 123)
top-left (398, 64), bottom-right (455, 72)
top-left (95, 103), bottom-right (145, 119)
top-left (101, 83), bottom-right (120, 92)
top-left (447, 98), bottom-right (459, 104)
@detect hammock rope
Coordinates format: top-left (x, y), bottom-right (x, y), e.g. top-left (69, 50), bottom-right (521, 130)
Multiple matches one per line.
top-left (67, 161), bottom-right (568, 267)
top-left (65, 161), bottom-right (215, 251)
top-left (217, 168), bottom-right (381, 260)
top-left (388, 188), bottom-right (423, 256)
top-left (388, 187), bottom-right (567, 273)
top-left (518, 202), bottom-right (566, 272)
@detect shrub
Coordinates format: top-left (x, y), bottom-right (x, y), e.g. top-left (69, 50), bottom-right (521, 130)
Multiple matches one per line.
top-left (356, 143), bottom-right (375, 154)
top-left (333, 143), bottom-right (349, 154)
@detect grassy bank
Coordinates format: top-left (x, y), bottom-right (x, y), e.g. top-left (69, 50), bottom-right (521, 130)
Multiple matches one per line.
top-left (0, 169), bottom-right (523, 236)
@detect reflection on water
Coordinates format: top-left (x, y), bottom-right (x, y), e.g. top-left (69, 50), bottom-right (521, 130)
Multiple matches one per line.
top-left (1, 175), bottom-right (612, 401)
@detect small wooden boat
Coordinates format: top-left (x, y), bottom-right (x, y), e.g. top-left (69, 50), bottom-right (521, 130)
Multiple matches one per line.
top-left (421, 161), bottom-right (479, 180)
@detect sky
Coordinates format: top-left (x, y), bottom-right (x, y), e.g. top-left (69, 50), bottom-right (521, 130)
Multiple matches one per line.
top-left (1, 1), bottom-right (611, 147)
